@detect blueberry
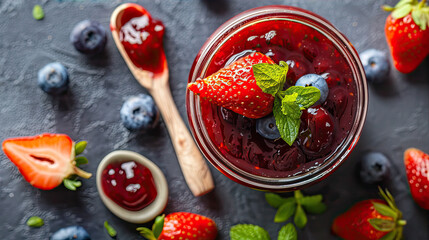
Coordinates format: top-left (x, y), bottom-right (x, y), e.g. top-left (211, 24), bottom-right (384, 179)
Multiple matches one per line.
top-left (256, 114), bottom-right (281, 140)
top-left (70, 20), bottom-right (107, 55)
top-left (360, 49), bottom-right (390, 84)
top-left (359, 152), bottom-right (392, 184)
top-left (37, 62), bottom-right (69, 94)
top-left (50, 226), bottom-right (91, 240)
top-left (120, 94), bottom-right (160, 132)
top-left (295, 74), bottom-right (329, 105)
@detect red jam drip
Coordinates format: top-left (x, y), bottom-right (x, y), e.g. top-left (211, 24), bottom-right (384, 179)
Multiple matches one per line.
top-left (101, 160), bottom-right (157, 211)
top-left (201, 20), bottom-right (357, 178)
top-left (115, 4), bottom-right (165, 75)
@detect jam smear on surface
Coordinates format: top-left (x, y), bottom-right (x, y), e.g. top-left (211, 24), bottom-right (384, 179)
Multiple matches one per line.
top-left (200, 20), bottom-right (357, 178)
top-left (101, 160), bottom-right (157, 211)
top-left (115, 4), bottom-right (165, 75)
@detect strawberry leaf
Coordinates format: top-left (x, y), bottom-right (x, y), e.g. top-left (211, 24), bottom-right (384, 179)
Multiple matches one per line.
top-left (75, 156), bottom-right (88, 166)
top-left (253, 63), bottom-right (288, 97)
top-left (137, 227), bottom-right (157, 240)
top-left (63, 179), bottom-right (81, 191)
top-left (152, 215), bottom-right (165, 239)
top-left (75, 141), bottom-right (87, 155)
top-left (26, 216), bottom-right (44, 227)
top-left (392, 4), bottom-right (413, 19)
top-left (104, 221), bottom-right (117, 238)
top-left (372, 202), bottom-right (398, 220)
top-left (278, 223), bottom-right (297, 240)
top-left (294, 205), bottom-right (307, 229)
top-left (230, 224), bottom-right (270, 240)
top-left (380, 229), bottom-right (398, 240)
top-left (274, 201), bottom-right (297, 223)
top-left (302, 201), bottom-right (327, 214)
top-left (265, 193), bottom-right (294, 208)
top-left (368, 219), bottom-right (396, 232)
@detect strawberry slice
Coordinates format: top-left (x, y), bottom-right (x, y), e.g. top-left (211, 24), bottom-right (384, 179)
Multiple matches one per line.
top-left (188, 52), bottom-right (275, 119)
top-left (404, 148), bottom-right (429, 210)
top-left (2, 133), bottom-right (91, 190)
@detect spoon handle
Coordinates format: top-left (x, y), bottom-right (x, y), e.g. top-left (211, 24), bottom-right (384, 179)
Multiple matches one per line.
top-left (150, 82), bottom-right (215, 196)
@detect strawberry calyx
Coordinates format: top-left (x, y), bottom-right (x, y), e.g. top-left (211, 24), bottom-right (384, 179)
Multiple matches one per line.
top-left (367, 187), bottom-right (406, 239)
top-left (63, 141), bottom-right (92, 191)
top-left (137, 214), bottom-right (165, 240)
top-left (383, 0), bottom-right (429, 30)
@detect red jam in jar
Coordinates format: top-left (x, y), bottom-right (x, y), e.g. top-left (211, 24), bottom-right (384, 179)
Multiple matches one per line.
top-left (101, 160), bottom-right (157, 211)
top-left (200, 20), bottom-right (357, 178)
top-left (114, 4), bottom-right (165, 75)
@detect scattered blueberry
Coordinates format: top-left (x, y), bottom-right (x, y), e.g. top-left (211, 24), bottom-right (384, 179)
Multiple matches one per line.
top-left (256, 114), bottom-right (281, 140)
top-left (37, 62), bottom-right (69, 94)
top-left (70, 20), bottom-right (107, 55)
top-left (50, 226), bottom-right (91, 240)
top-left (359, 152), bottom-right (392, 184)
top-left (120, 94), bottom-right (160, 132)
top-left (295, 74), bottom-right (329, 105)
top-left (359, 49), bottom-right (390, 84)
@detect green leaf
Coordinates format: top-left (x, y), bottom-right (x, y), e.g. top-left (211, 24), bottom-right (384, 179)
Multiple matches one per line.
top-left (75, 141), bottom-right (88, 155)
top-left (380, 229), bottom-right (398, 240)
top-left (368, 219), bottom-right (396, 232)
top-left (63, 179), bottom-right (82, 191)
top-left (274, 201), bottom-right (297, 223)
top-left (372, 202), bottom-right (398, 220)
top-left (253, 63), bottom-right (288, 96)
top-left (152, 215), bottom-right (165, 239)
top-left (273, 97), bottom-right (301, 146)
top-left (104, 221), bottom-right (117, 238)
top-left (392, 4), bottom-right (413, 19)
top-left (283, 86), bottom-right (321, 110)
top-left (137, 227), bottom-right (157, 240)
top-left (75, 156), bottom-right (88, 166)
top-left (302, 202), bottom-right (327, 214)
top-left (32, 5), bottom-right (44, 20)
top-left (26, 216), bottom-right (44, 227)
top-left (230, 224), bottom-right (271, 240)
top-left (278, 223), bottom-right (297, 240)
top-left (294, 205), bottom-right (307, 229)
top-left (300, 195), bottom-right (322, 206)
top-left (395, 0), bottom-right (415, 8)
top-left (294, 190), bottom-right (304, 200)
top-left (265, 193), bottom-right (294, 208)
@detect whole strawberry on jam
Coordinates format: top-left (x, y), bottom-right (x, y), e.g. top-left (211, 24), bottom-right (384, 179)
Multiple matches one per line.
top-left (137, 212), bottom-right (217, 240)
top-left (383, 0), bottom-right (429, 73)
top-left (404, 148), bottom-right (429, 210)
top-left (188, 52), bottom-right (275, 119)
top-left (332, 188), bottom-right (406, 240)
top-left (2, 133), bottom-right (91, 190)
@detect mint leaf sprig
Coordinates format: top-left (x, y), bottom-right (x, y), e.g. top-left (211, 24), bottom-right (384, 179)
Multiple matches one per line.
top-left (265, 190), bottom-right (327, 229)
top-left (253, 62), bottom-right (321, 145)
top-left (230, 223), bottom-right (297, 240)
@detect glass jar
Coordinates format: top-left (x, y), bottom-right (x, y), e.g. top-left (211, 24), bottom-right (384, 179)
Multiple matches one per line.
top-left (186, 5), bottom-right (368, 191)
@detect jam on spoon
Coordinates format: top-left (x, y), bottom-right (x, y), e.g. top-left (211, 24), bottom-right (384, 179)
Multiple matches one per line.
top-left (114, 4), bottom-right (165, 75)
top-left (101, 160), bottom-right (157, 211)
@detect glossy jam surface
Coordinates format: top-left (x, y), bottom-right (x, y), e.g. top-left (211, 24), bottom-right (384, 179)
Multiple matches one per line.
top-left (201, 20), bottom-right (357, 178)
top-left (116, 4), bottom-right (165, 75)
top-left (101, 160), bottom-right (157, 211)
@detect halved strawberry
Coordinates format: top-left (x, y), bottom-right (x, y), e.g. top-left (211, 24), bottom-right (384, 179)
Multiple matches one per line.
top-left (188, 52), bottom-right (275, 119)
top-left (2, 133), bottom-right (91, 190)
top-left (404, 148), bottom-right (429, 209)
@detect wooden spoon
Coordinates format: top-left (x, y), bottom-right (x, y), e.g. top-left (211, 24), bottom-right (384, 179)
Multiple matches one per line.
top-left (110, 3), bottom-right (214, 196)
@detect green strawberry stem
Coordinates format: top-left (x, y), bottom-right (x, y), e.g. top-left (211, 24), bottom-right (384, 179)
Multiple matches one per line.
top-left (397, 219), bottom-right (407, 226)
top-left (73, 166), bottom-right (92, 179)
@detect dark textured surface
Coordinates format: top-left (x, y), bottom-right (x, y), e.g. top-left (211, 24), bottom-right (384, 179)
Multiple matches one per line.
top-left (0, 0), bottom-right (428, 239)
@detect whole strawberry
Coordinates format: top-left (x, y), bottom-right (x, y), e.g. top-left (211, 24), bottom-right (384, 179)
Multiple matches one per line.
top-left (383, 0), bottom-right (429, 73)
top-left (138, 212), bottom-right (217, 240)
top-left (332, 188), bottom-right (406, 240)
top-left (404, 148), bottom-right (429, 210)
top-left (188, 52), bottom-right (275, 119)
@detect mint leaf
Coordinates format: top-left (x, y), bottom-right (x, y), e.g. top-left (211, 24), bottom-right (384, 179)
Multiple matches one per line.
top-left (75, 141), bottom-right (87, 155)
top-left (32, 5), bottom-right (44, 20)
top-left (294, 190), bottom-right (304, 200)
top-left (273, 97), bottom-right (301, 146)
top-left (302, 202), bottom-right (327, 214)
top-left (299, 195), bottom-right (322, 205)
top-left (104, 221), bottom-right (117, 238)
top-left (278, 223), bottom-right (297, 240)
top-left (26, 216), bottom-right (44, 227)
top-left (152, 215), bottom-right (165, 239)
top-left (230, 224), bottom-right (271, 240)
top-left (283, 86), bottom-right (321, 110)
top-left (265, 193), bottom-right (294, 208)
top-left (253, 63), bottom-right (288, 96)
top-left (299, 195), bottom-right (326, 214)
top-left (137, 227), bottom-right (157, 240)
top-left (274, 201), bottom-right (296, 223)
top-left (294, 205), bottom-right (307, 229)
